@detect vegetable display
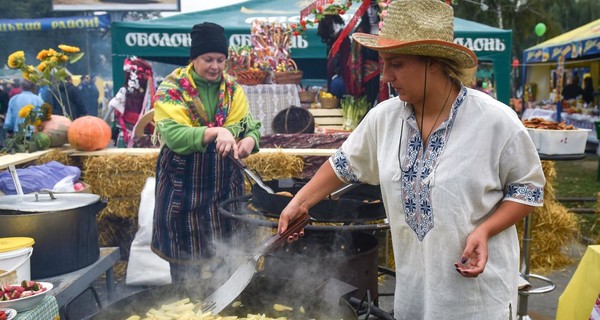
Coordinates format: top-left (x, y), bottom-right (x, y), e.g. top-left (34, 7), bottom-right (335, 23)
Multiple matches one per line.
top-left (340, 95), bottom-right (370, 130)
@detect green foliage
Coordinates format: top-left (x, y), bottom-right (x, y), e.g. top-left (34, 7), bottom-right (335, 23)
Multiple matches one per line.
top-left (453, 0), bottom-right (600, 57)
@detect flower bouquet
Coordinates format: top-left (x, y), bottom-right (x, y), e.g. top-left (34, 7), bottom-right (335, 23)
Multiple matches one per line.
top-left (7, 44), bottom-right (85, 119)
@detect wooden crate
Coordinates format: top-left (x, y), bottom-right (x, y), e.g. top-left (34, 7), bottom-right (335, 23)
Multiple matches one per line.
top-left (309, 108), bottom-right (344, 130)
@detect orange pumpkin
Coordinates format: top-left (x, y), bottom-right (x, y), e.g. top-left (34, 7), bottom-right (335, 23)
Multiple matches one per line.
top-left (68, 116), bottom-right (112, 151)
top-left (38, 115), bottom-right (72, 147)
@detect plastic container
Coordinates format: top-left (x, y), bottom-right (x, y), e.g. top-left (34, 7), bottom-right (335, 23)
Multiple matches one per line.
top-left (527, 128), bottom-right (591, 155)
top-left (0, 237), bottom-right (34, 284)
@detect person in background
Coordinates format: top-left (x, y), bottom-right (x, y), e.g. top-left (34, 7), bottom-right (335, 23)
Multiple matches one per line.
top-left (318, 14), bottom-right (351, 97)
top-left (349, 2), bottom-right (382, 107)
top-left (0, 83), bottom-right (9, 147)
top-left (582, 75), bottom-right (594, 105)
top-left (8, 79), bottom-right (22, 99)
top-left (151, 22), bottom-right (261, 283)
top-left (79, 74), bottom-right (100, 116)
top-left (277, 1), bottom-right (545, 319)
top-left (51, 75), bottom-right (87, 119)
top-left (562, 74), bottom-right (583, 101)
top-left (3, 80), bottom-right (43, 136)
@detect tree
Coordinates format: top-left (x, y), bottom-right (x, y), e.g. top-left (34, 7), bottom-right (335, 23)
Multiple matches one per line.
top-left (453, 0), bottom-right (600, 58)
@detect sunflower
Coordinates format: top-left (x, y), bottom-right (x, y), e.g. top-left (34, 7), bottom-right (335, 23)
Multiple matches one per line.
top-left (58, 44), bottom-right (80, 53)
top-left (36, 49), bottom-right (49, 60)
top-left (18, 105), bottom-right (35, 118)
top-left (37, 61), bottom-right (48, 72)
top-left (7, 51), bottom-right (25, 68)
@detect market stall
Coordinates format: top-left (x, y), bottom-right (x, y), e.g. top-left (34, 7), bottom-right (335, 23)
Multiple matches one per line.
top-left (522, 18), bottom-right (600, 115)
top-left (110, 0), bottom-right (512, 104)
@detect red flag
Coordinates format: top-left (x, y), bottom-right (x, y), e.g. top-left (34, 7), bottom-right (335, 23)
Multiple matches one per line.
top-left (328, 0), bottom-right (372, 58)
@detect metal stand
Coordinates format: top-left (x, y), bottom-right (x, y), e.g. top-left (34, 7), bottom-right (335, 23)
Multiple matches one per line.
top-left (517, 214), bottom-right (556, 320)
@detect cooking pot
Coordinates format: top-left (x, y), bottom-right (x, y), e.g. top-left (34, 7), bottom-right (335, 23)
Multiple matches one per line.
top-left (0, 192), bottom-right (105, 278)
top-left (251, 179), bottom-right (386, 222)
top-left (90, 275), bottom-right (359, 319)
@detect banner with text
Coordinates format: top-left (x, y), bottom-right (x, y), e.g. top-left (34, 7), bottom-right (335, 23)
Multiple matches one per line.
top-left (0, 14), bottom-right (110, 32)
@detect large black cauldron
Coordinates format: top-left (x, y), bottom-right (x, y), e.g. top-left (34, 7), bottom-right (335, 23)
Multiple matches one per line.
top-left (0, 192), bottom-right (105, 278)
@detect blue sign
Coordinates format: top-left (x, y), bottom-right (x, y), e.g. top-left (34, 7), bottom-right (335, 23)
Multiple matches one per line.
top-left (0, 14), bottom-right (110, 32)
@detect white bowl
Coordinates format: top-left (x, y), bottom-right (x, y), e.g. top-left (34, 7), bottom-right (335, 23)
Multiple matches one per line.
top-left (0, 282), bottom-right (53, 312)
top-left (0, 308), bottom-right (17, 320)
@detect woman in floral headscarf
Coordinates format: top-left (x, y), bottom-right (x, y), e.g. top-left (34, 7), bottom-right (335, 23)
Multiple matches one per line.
top-left (152, 22), bottom-right (261, 282)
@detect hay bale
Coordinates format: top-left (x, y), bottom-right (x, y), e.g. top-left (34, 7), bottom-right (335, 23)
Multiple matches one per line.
top-left (98, 215), bottom-right (138, 261)
top-left (517, 160), bottom-right (579, 275)
top-left (82, 154), bottom-right (157, 199)
top-left (34, 149), bottom-right (74, 166)
top-left (244, 151), bottom-right (304, 192)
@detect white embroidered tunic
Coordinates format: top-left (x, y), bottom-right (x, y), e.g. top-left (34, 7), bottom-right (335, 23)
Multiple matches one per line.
top-left (331, 87), bottom-right (545, 320)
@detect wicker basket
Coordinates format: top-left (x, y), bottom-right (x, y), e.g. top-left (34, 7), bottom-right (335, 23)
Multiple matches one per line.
top-left (272, 106), bottom-right (314, 134)
top-left (298, 91), bottom-right (317, 103)
top-left (320, 96), bottom-right (339, 109)
top-left (274, 70), bottom-right (303, 85)
top-left (274, 59), bottom-right (303, 85)
top-left (234, 70), bottom-right (268, 85)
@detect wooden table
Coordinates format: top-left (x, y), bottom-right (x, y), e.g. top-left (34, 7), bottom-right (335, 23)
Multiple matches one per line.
top-left (37, 247), bottom-right (120, 320)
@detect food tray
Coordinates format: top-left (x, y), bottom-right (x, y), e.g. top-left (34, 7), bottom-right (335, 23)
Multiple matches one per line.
top-left (527, 128), bottom-right (590, 155)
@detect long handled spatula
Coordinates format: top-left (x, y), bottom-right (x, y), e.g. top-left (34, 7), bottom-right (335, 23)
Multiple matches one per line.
top-left (201, 212), bottom-right (311, 315)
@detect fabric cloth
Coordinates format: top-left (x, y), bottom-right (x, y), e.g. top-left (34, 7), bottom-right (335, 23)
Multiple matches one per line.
top-left (330, 87), bottom-right (545, 319)
top-left (3, 91), bottom-right (43, 133)
top-left (190, 22), bottom-right (228, 60)
top-left (126, 177), bottom-right (171, 286)
top-left (151, 64), bottom-right (260, 263)
top-left (240, 84), bottom-right (301, 136)
top-left (14, 295), bottom-right (59, 320)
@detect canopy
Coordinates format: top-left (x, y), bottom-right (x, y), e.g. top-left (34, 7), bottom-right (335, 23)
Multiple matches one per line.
top-left (522, 19), bottom-right (600, 106)
top-left (524, 18), bottom-right (600, 64)
top-left (111, 0), bottom-right (512, 103)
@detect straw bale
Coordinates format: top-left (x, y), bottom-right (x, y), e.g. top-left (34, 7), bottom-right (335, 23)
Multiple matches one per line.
top-left (34, 149), bottom-right (73, 166)
top-left (82, 154), bottom-right (156, 198)
top-left (246, 151), bottom-right (303, 181)
top-left (243, 151), bottom-right (304, 192)
top-left (98, 215), bottom-right (138, 260)
top-left (99, 196), bottom-right (140, 220)
top-left (516, 161), bottom-right (579, 274)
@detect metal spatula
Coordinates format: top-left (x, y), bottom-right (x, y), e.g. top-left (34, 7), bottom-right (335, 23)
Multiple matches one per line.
top-left (201, 212), bottom-right (311, 315)
top-left (229, 154), bottom-right (274, 194)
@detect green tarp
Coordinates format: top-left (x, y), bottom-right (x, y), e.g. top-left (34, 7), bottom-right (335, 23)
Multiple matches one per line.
top-left (111, 0), bottom-right (512, 103)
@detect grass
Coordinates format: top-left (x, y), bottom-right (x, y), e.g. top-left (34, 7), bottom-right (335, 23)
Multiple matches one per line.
top-left (553, 153), bottom-right (600, 243)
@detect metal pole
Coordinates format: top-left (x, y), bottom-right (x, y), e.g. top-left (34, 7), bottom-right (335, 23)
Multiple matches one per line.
top-left (517, 214), bottom-right (533, 320)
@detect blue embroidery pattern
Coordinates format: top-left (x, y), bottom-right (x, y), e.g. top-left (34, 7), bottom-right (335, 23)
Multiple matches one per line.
top-left (331, 149), bottom-right (359, 183)
top-left (400, 87), bottom-right (467, 241)
top-left (504, 183), bottom-right (544, 204)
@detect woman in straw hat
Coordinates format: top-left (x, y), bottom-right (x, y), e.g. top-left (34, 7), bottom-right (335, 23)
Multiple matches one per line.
top-left (278, 0), bottom-right (544, 319)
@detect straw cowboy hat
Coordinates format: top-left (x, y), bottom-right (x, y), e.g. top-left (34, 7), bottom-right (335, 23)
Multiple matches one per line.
top-left (353, 0), bottom-right (477, 69)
